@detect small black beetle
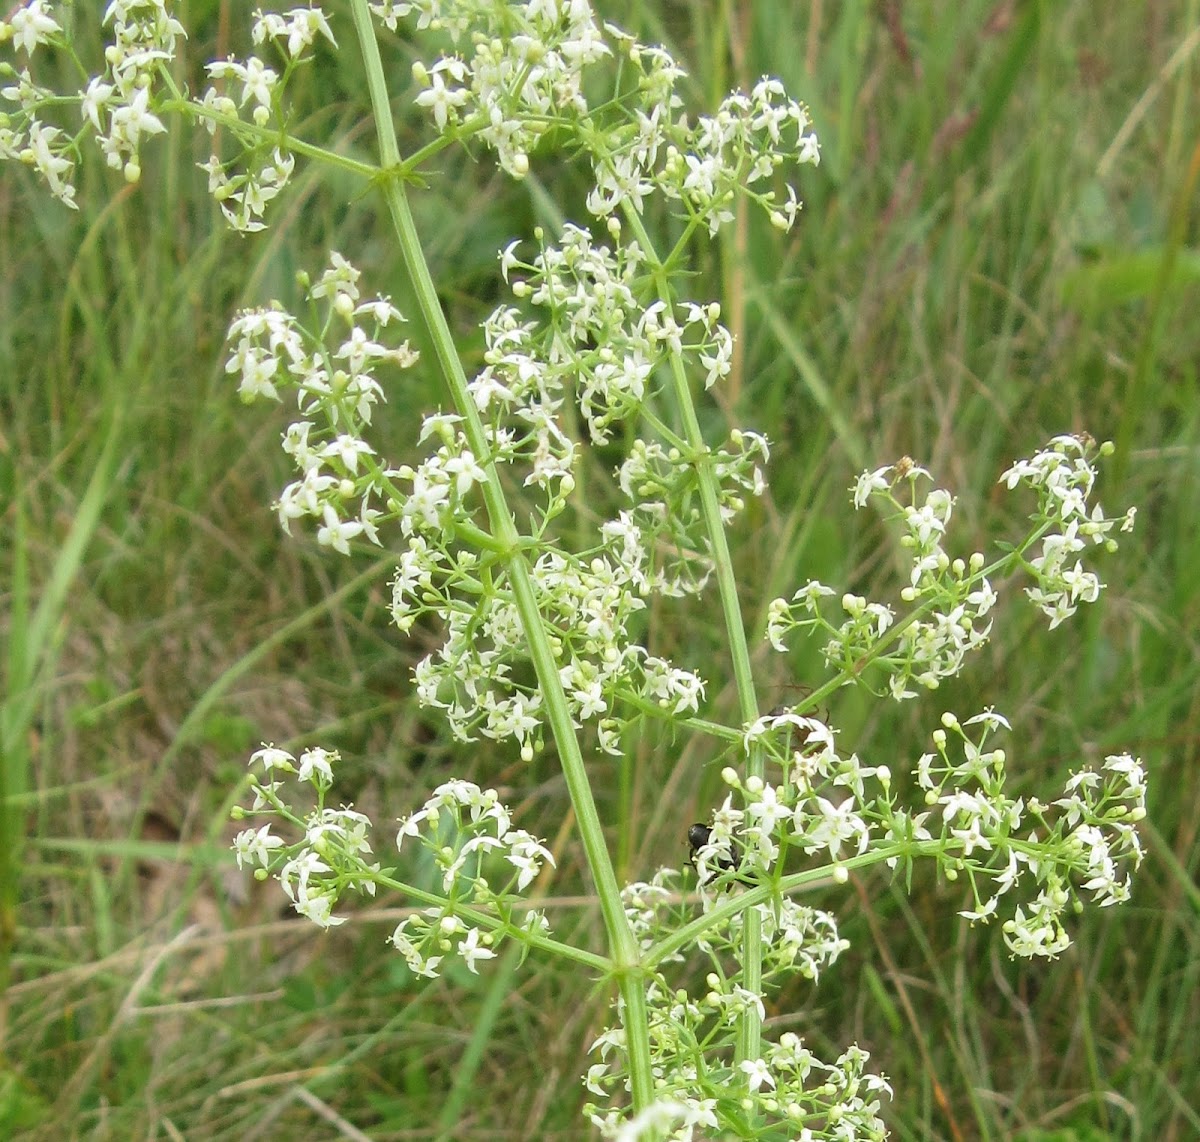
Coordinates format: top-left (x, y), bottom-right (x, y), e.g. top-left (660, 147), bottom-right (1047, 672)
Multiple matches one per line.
top-left (687, 822), bottom-right (749, 885)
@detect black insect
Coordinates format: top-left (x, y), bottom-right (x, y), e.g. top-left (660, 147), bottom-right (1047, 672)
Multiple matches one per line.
top-left (687, 823), bottom-right (752, 886)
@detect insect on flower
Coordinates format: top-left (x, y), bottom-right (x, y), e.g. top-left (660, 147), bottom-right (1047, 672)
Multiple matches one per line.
top-left (687, 823), bottom-right (753, 887)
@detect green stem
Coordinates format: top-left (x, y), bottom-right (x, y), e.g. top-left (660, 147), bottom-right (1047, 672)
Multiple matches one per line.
top-left (644, 842), bottom-right (923, 968)
top-left (348, 0), bottom-right (654, 1111)
top-left (366, 870), bottom-right (611, 973)
top-left (157, 69), bottom-right (380, 182)
top-left (623, 209), bottom-right (766, 1066)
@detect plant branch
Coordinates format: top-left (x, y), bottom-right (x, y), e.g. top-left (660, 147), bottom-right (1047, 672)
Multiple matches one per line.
top-left (348, 0), bottom-right (654, 1112)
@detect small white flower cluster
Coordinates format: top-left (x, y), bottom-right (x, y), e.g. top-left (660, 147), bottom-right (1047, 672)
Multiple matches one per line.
top-left (768, 461), bottom-right (997, 700)
top-left (404, 533), bottom-right (707, 759)
top-left (723, 895), bottom-right (849, 986)
top-left (586, 996), bottom-right (890, 1142)
top-left (199, 8), bottom-right (335, 231)
top-left (630, 75), bottom-right (821, 236)
top-left (1, 0), bottom-right (182, 205)
top-left (690, 707), bottom-right (1145, 963)
top-left (378, 0), bottom-right (610, 178)
top-left (232, 747), bottom-right (552, 967)
top-left (495, 226), bottom-right (735, 443)
top-left (593, 755), bottom-right (863, 1137)
top-left (376, 2), bottom-right (819, 237)
top-left (582, 40), bottom-right (820, 235)
top-left (390, 778), bottom-right (554, 976)
top-left (1, 3), bottom-right (75, 207)
top-left (485, 226), bottom-right (755, 598)
top-left (592, 698), bottom-right (1144, 1132)
top-left (615, 429), bottom-right (767, 596)
top-left (233, 744), bottom-right (380, 929)
top-left (224, 252), bottom-right (421, 554)
top-left (768, 440), bottom-right (1129, 701)
top-left (330, 226), bottom-right (729, 757)
top-left (1001, 434), bottom-right (1136, 629)
top-left (224, 243), bottom-right (710, 765)
top-left (722, 712), bottom-right (885, 879)
top-left (252, 6), bottom-right (336, 61)
top-left (912, 711), bottom-right (1146, 958)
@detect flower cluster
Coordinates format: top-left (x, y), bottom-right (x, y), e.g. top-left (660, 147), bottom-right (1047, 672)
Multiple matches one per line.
top-left (376, 2), bottom-right (820, 238)
top-left (767, 439), bottom-right (1130, 700)
top-left (233, 744), bottom-right (380, 928)
top-left (494, 225), bottom-right (736, 443)
top-left (402, 535), bottom-right (708, 760)
top-left (586, 997), bottom-right (890, 1142)
top-left (1, 0), bottom-right (183, 205)
top-left (586, 772), bottom-right (865, 1138)
top-left (593, 72), bottom-right (821, 236)
top-left (583, 694), bottom-right (1145, 1133)
top-left (199, 7), bottom-right (335, 231)
top-left (911, 712), bottom-right (1146, 958)
top-left (696, 707), bottom-right (1145, 962)
top-left (389, 778), bottom-right (555, 976)
top-left (1, 2), bottom-right (76, 207)
top-left (483, 223), bottom-right (755, 595)
top-left (233, 747), bottom-right (553, 971)
top-left (1001, 434), bottom-right (1136, 628)
top-left (376, 0), bottom-right (611, 177)
top-left (225, 252), bottom-right (421, 553)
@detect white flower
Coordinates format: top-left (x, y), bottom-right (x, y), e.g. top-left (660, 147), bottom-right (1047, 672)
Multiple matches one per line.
top-left (853, 466), bottom-right (892, 507)
top-left (110, 85), bottom-right (166, 148)
top-left (297, 747), bottom-right (337, 787)
top-left (279, 850), bottom-right (345, 927)
top-left (250, 744), bottom-right (296, 773)
top-left (457, 926), bottom-right (496, 973)
top-left (317, 502), bottom-right (365, 555)
top-left (739, 1057), bottom-right (775, 1091)
top-left (413, 57), bottom-right (469, 131)
top-left (234, 824), bottom-right (285, 869)
top-left (747, 782), bottom-right (788, 834)
top-left (8, 1), bottom-right (60, 54)
top-left (505, 831), bottom-right (555, 891)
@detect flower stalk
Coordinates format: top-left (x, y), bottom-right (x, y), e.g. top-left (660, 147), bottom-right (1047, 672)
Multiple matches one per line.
top-left (348, 0), bottom-right (656, 1111)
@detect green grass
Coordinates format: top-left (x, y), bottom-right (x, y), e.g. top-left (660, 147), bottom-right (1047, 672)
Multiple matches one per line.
top-left (2, 1), bottom-right (1198, 1138)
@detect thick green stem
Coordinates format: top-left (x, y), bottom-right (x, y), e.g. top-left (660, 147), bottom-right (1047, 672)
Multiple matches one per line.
top-left (623, 210), bottom-right (766, 1065)
top-left (348, 0), bottom-right (654, 1111)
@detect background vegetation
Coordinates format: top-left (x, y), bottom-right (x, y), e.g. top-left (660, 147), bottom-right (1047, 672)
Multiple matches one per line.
top-left (2, 0), bottom-right (1197, 1138)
